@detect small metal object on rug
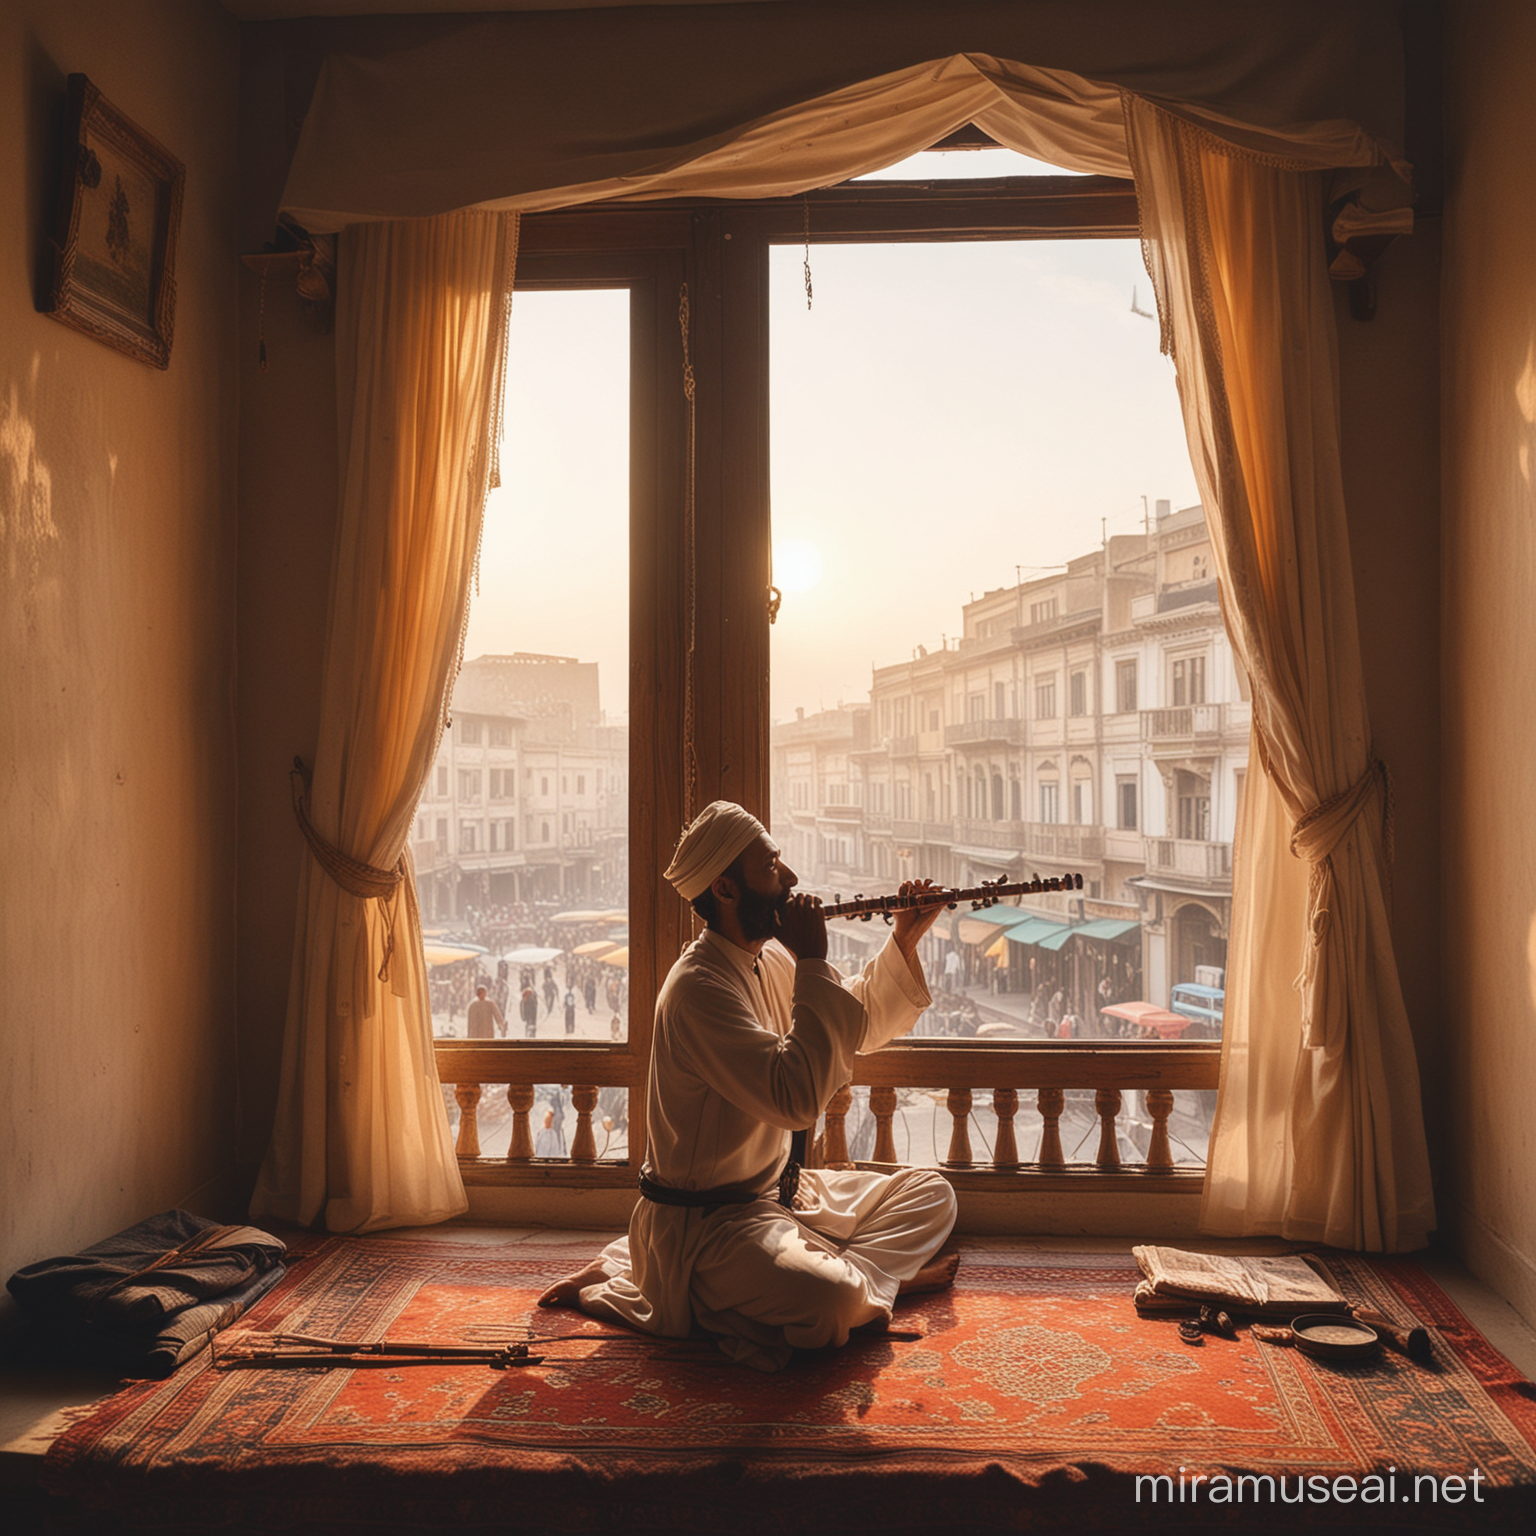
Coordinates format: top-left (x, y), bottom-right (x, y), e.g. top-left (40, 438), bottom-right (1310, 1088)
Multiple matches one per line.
top-left (1199, 1305), bottom-right (1237, 1338)
top-left (1178, 1319), bottom-right (1205, 1346)
top-left (1290, 1315), bottom-right (1380, 1362)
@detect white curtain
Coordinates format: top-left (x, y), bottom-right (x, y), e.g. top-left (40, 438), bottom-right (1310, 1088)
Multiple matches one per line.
top-left (1124, 99), bottom-right (1434, 1249)
top-left (253, 211), bottom-right (518, 1233)
top-left (267, 45), bottom-right (1432, 1248)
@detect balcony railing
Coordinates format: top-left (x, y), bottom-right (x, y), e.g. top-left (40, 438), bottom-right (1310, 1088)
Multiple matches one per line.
top-left (1024, 823), bottom-right (1104, 861)
top-left (821, 802), bottom-right (863, 822)
top-left (945, 718), bottom-right (1028, 748)
top-left (1143, 703), bottom-right (1225, 741)
top-left (1146, 838), bottom-right (1233, 882)
top-left (434, 1038), bottom-right (1218, 1191)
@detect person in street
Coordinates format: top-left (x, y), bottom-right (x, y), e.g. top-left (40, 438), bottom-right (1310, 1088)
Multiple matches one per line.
top-left (543, 970), bottom-right (559, 1017)
top-left (539, 800), bottom-right (958, 1371)
top-left (564, 987), bottom-right (577, 1036)
top-left (467, 984), bottom-right (507, 1040)
top-left (520, 985), bottom-right (540, 1039)
top-left (584, 973), bottom-right (598, 1014)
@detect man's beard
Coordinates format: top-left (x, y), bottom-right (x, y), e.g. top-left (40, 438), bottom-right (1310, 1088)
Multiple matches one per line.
top-left (737, 883), bottom-right (787, 943)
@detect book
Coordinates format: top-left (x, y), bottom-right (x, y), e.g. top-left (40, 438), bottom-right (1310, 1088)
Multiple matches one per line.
top-left (1132, 1246), bottom-right (1349, 1317)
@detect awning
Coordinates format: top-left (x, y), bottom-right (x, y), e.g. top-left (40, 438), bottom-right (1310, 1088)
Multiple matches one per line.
top-left (571, 940), bottom-right (618, 958)
top-left (551, 909), bottom-right (608, 924)
top-left (1071, 917), bottom-right (1141, 942)
top-left (601, 947), bottom-right (629, 968)
top-left (1034, 926), bottom-right (1077, 952)
top-left (1001, 916), bottom-right (1073, 947)
top-left (423, 942), bottom-right (489, 967)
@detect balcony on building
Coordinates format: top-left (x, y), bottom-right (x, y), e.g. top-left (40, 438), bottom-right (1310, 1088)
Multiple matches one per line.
top-left (1142, 836), bottom-right (1233, 887)
top-left (944, 717), bottom-right (1028, 749)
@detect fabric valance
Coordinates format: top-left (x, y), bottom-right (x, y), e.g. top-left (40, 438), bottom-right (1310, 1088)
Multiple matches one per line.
top-left (276, 0), bottom-right (1412, 236)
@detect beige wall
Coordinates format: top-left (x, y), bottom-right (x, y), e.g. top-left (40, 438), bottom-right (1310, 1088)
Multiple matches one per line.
top-left (1442, 0), bottom-right (1536, 1324)
top-left (0, 0), bottom-right (240, 1282)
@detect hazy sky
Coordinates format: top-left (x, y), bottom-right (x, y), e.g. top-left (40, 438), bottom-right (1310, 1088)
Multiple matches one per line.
top-left (463, 148), bottom-right (1199, 723)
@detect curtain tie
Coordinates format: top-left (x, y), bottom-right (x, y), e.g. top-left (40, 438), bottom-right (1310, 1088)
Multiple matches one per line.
top-left (1288, 757), bottom-right (1392, 1047)
top-left (289, 760), bottom-right (406, 982)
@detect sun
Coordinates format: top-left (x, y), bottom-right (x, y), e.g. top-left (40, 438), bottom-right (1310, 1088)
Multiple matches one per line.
top-left (774, 539), bottom-right (823, 594)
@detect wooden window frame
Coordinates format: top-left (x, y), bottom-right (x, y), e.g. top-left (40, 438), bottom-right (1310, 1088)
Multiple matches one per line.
top-left (440, 175), bottom-right (1148, 1189)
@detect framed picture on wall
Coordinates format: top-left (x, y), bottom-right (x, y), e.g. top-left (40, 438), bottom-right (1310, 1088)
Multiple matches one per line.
top-left (43, 74), bottom-right (184, 370)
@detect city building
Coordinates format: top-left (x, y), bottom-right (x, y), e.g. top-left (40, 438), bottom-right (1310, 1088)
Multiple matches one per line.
top-left (412, 653), bottom-right (628, 918)
top-left (772, 504), bottom-right (1250, 1013)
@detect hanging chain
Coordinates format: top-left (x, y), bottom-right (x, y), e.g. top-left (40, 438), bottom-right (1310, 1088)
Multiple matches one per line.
top-left (802, 194), bottom-right (813, 311)
top-left (678, 283), bottom-right (699, 829)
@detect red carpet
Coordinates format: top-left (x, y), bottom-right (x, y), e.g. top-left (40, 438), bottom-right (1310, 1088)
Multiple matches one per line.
top-left (42, 1236), bottom-right (1536, 1532)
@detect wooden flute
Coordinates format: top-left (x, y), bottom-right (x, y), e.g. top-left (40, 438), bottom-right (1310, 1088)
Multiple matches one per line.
top-left (817, 873), bottom-right (1084, 921)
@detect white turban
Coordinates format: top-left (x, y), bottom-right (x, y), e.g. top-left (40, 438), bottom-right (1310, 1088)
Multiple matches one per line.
top-left (663, 801), bottom-right (766, 900)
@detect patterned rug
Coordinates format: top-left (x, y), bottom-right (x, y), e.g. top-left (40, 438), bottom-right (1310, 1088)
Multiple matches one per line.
top-left (42, 1235), bottom-right (1536, 1532)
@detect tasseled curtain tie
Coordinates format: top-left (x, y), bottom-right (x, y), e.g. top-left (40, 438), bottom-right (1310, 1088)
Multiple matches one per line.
top-left (289, 758), bottom-right (406, 981)
top-left (1288, 756), bottom-right (1393, 1047)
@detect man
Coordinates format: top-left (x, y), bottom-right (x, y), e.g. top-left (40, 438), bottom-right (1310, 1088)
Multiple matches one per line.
top-left (539, 801), bottom-right (958, 1371)
top-left (563, 986), bottom-right (577, 1036)
top-left (466, 983), bottom-right (507, 1040)
top-left (519, 984), bottom-right (540, 1039)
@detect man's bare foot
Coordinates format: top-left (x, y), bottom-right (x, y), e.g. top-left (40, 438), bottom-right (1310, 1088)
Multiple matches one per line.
top-left (536, 1258), bottom-right (609, 1309)
top-left (897, 1247), bottom-right (960, 1297)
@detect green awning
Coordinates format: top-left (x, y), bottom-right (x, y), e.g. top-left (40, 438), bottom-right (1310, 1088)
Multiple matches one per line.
top-left (1001, 916), bottom-right (1073, 947)
top-left (1072, 918), bottom-right (1142, 942)
top-left (1034, 926), bottom-right (1077, 952)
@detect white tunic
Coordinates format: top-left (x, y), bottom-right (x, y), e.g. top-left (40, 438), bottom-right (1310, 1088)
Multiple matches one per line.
top-left (581, 928), bottom-right (956, 1370)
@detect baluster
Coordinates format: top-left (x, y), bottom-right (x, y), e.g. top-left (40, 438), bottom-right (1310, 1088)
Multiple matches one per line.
top-left (992, 1087), bottom-right (1019, 1168)
top-left (1036, 1086), bottom-right (1065, 1167)
top-left (870, 1086), bottom-right (898, 1163)
top-left (1144, 1088), bottom-right (1175, 1172)
top-left (823, 1085), bottom-right (853, 1167)
top-left (945, 1088), bottom-right (973, 1167)
top-left (1094, 1087), bottom-right (1122, 1171)
top-left (454, 1084), bottom-right (483, 1159)
top-left (569, 1084), bottom-right (599, 1162)
top-left (506, 1083), bottom-right (534, 1162)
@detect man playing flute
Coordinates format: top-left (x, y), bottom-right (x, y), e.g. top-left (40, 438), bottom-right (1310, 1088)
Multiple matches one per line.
top-left (538, 800), bottom-right (959, 1371)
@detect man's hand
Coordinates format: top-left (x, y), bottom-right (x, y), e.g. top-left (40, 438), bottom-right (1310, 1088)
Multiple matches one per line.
top-left (893, 879), bottom-right (944, 960)
top-left (776, 892), bottom-right (827, 962)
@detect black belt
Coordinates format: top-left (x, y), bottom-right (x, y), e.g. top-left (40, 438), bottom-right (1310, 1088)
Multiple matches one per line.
top-left (639, 1128), bottom-right (808, 1212)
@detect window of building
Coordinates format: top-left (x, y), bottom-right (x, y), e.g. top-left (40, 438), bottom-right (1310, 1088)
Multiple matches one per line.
top-left (459, 821), bottom-right (478, 853)
top-left (489, 722), bottom-right (512, 747)
top-left (1035, 676), bottom-right (1057, 719)
top-left (460, 719), bottom-right (482, 745)
top-left (1009, 773), bottom-right (1021, 820)
top-left (577, 773), bottom-right (586, 795)
top-left (1117, 777), bottom-right (1138, 831)
top-left (1173, 655), bottom-right (1207, 706)
top-left (993, 680), bottom-right (1006, 718)
top-left (1116, 658), bottom-right (1138, 714)
top-left (1039, 781), bottom-right (1059, 823)
top-left (1030, 597), bottom-right (1058, 624)
top-left (541, 775), bottom-right (549, 797)
top-left (1176, 770), bottom-right (1212, 840)
top-left (458, 769), bottom-right (480, 802)
top-left (436, 764), bottom-right (448, 797)
top-left (435, 817), bottom-right (448, 855)
top-left (967, 693), bottom-right (985, 723)
top-left (991, 772), bottom-right (1005, 821)
top-left (1073, 780), bottom-right (1091, 825)
top-left (1069, 669), bottom-right (1088, 716)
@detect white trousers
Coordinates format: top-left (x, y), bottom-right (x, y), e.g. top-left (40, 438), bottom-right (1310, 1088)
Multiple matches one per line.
top-left (687, 1167), bottom-right (957, 1369)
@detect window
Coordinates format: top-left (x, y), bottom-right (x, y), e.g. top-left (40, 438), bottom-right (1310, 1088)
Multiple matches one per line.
top-left (1178, 791), bottom-right (1211, 841)
top-left (435, 817), bottom-right (448, 855)
top-left (577, 773), bottom-right (586, 796)
top-left (1173, 655), bottom-right (1207, 706)
top-left (991, 772), bottom-right (1004, 821)
top-left (1073, 780), bottom-right (1091, 825)
top-left (1116, 659), bottom-right (1138, 714)
top-left (488, 768), bottom-right (501, 798)
top-left (1030, 597), bottom-right (1058, 624)
top-left (1117, 777), bottom-right (1138, 831)
top-left (489, 722), bottom-right (512, 747)
top-left (993, 681), bottom-right (1006, 718)
top-left (967, 693), bottom-right (985, 722)
top-left (458, 769), bottom-right (480, 802)
top-left (460, 719), bottom-right (482, 745)
top-left (1069, 669), bottom-right (1087, 717)
top-left (1039, 781), bottom-right (1059, 823)
top-left (1009, 773), bottom-right (1021, 820)
top-left (459, 821), bottom-right (478, 853)
top-left (1035, 676), bottom-right (1057, 719)
top-left (541, 775), bottom-right (549, 797)
top-left (436, 764), bottom-right (448, 797)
